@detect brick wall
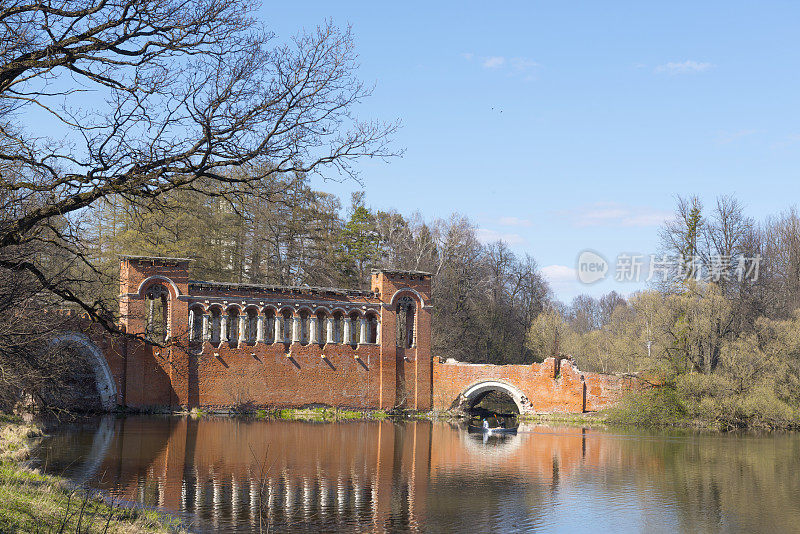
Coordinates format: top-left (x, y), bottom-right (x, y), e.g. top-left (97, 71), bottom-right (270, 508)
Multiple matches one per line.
top-left (114, 257), bottom-right (434, 411)
top-left (432, 357), bottom-right (637, 414)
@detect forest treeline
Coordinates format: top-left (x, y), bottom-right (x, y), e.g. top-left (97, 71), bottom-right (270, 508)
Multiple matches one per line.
top-left (544, 196), bottom-right (800, 429)
top-left (88, 172), bottom-right (550, 365)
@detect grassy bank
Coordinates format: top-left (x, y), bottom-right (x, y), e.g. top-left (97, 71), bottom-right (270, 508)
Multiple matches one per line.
top-left (0, 415), bottom-right (184, 533)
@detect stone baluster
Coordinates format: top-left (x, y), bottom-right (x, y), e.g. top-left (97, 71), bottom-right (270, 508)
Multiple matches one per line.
top-left (188, 308), bottom-right (196, 341)
top-left (358, 317), bottom-right (367, 344)
top-left (326, 317), bottom-right (335, 344)
top-left (256, 315), bottom-right (265, 343)
top-left (220, 313), bottom-right (228, 343)
top-left (291, 314), bottom-right (300, 343)
top-left (343, 317), bottom-right (351, 345)
top-left (202, 313), bottom-right (211, 342)
top-left (238, 314), bottom-right (247, 345)
top-left (309, 316), bottom-right (318, 344)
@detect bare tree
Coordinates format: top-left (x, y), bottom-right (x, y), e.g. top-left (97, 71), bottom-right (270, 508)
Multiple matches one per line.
top-left (0, 0), bottom-right (397, 327)
top-left (0, 1), bottom-right (396, 407)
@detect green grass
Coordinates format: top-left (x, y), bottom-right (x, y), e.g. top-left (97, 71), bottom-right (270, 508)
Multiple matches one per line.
top-left (0, 419), bottom-right (184, 533)
top-left (269, 407), bottom-right (391, 421)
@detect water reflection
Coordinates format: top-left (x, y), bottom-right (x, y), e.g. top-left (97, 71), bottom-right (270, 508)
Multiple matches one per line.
top-left (31, 417), bottom-right (800, 533)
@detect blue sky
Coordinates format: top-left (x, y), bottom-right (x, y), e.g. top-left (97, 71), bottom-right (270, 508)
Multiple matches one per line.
top-left (265, 4), bottom-right (794, 299)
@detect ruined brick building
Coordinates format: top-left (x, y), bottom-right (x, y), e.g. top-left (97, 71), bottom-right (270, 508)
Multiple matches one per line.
top-left (59, 255), bottom-right (633, 413)
top-left (112, 256), bottom-right (433, 411)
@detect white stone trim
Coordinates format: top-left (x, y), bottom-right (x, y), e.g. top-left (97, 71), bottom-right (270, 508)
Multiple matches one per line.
top-left (50, 333), bottom-right (117, 410)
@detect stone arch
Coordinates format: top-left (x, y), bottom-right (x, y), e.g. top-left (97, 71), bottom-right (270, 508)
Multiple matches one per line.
top-left (49, 333), bottom-right (117, 411)
top-left (458, 380), bottom-right (531, 415)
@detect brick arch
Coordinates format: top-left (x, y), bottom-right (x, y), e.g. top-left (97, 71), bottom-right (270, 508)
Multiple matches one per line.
top-left (389, 288), bottom-right (424, 307)
top-left (460, 380), bottom-right (530, 414)
top-left (135, 275), bottom-right (180, 299)
top-left (49, 333), bottom-right (117, 410)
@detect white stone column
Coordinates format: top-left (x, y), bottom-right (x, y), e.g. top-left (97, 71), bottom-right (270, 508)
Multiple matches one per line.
top-left (343, 317), bottom-right (351, 345)
top-left (238, 314), bottom-right (247, 345)
top-left (188, 308), bottom-right (196, 341)
top-left (358, 318), bottom-right (367, 344)
top-left (376, 318), bottom-right (381, 344)
top-left (220, 313), bottom-right (228, 342)
top-left (256, 315), bottom-right (265, 343)
top-left (326, 317), bottom-right (335, 344)
top-left (202, 314), bottom-right (211, 341)
top-left (309, 316), bottom-right (318, 344)
top-left (292, 314), bottom-right (301, 343)
top-left (276, 315), bottom-right (283, 343)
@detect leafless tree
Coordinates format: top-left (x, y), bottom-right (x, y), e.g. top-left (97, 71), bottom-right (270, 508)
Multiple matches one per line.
top-left (0, 0), bottom-right (396, 407)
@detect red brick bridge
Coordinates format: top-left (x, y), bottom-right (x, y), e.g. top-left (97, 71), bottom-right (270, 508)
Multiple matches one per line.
top-left (54, 256), bottom-right (634, 413)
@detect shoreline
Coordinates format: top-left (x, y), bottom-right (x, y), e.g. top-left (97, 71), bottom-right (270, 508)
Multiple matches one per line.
top-left (0, 415), bottom-right (184, 533)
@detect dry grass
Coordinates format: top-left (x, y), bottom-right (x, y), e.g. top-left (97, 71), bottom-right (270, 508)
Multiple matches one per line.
top-left (0, 416), bottom-right (185, 533)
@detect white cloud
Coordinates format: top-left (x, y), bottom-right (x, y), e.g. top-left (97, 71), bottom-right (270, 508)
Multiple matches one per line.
top-left (772, 134), bottom-right (800, 149)
top-left (463, 54), bottom-right (538, 77)
top-left (717, 129), bottom-right (759, 145)
top-left (559, 202), bottom-right (670, 228)
top-left (497, 216), bottom-right (532, 227)
top-left (482, 56), bottom-right (506, 69)
top-left (654, 60), bottom-right (713, 75)
top-left (510, 57), bottom-right (539, 71)
top-left (540, 264), bottom-right (577, 284)
top-left (476, 228), bottom-right (526, 245)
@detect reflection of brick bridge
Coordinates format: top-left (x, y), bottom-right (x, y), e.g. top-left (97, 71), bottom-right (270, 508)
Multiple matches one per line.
top-left (60, 256), bottom-right (634, 413)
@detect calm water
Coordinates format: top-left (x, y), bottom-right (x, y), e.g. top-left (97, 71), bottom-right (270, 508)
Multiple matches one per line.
top-left (29, 416), bottom-right (800, 533)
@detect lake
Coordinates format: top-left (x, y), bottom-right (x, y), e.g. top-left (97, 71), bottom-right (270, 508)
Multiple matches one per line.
top-left (29, 416), bottom-right (800, 533)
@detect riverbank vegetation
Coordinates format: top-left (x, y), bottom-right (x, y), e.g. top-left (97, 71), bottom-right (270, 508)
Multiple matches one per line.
top-left (550, 197), bottom-right (800, 430)
top-left (0, 416), bottom-right (182, 533)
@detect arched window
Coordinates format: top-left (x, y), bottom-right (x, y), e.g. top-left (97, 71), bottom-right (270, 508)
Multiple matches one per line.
top-left (246, 308), bottom-right (258, 344)
top-left (226, 308), bottom-right (239, 345)
top-left (366, 313), bottom-right (379, 344)
top-left (299, 310), bottom-right (310, 345)
top-left (264, 309), bottom-right (276, 344)
top-left (332, 311), bottom-right (344, 344)
top-left (210, 307), bottom-right (222, 344)
top-left (145, 284), bottom-right (169, 344)
top-left (316, 310), bottom-right (328, 346)
top-left (348, 311), bottom-right (360, 346)
top-left (281, 309), bottom-right (293, 343)
top-left (396, 296), bottom-right (416, 348)
top-left (189, 306), bottom-right (204, 342)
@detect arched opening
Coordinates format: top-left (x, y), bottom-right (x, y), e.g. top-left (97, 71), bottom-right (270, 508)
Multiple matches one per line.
top-left (299, 310), bottom-right (311, 345)
top-left (366, 313), bottom-right (379, 344)
top-left (348, 311), bottom-right (361, 347)
top-left (316, 310), bottom-right (328, 346)
top-left (209, 307), bottom-right (222, 344)
top-left (264, 308), bottom-right (276, 344)
top-left (48, 334), bottom-right (117, 411)
top-left (396, 295), bottom-right (415, 348)
top-left (226, 308), bottom-right (239, 346)
top-left (144, 284), bottom-right (169, 344)
top-left (332, 311), bottom-right (345, 344)
top-left (280, 309), bottom-right (293, 344)
top-left (245, 308), bottom-right (258, 344)
top-left (188, 305), bottom-right (204, 342)
top-left (461, 381), bottom-right (524, 428)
